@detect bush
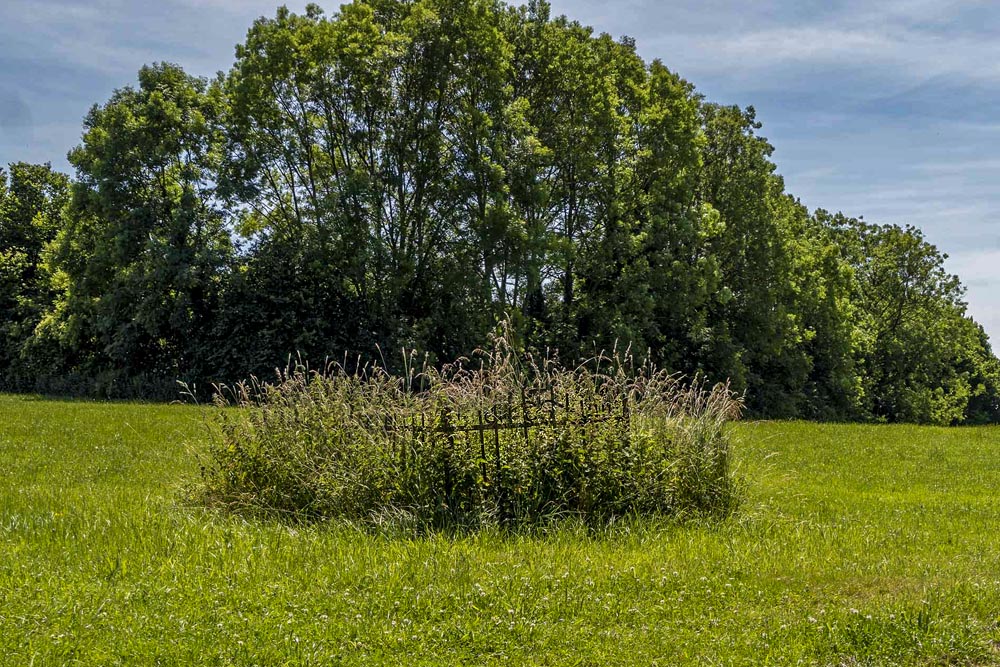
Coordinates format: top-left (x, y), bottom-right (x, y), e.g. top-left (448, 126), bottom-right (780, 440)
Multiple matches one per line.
top-left (196, 336), bottom-right (742, 529)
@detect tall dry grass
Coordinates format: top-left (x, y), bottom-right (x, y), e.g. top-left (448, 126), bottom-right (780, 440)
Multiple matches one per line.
top-left (196, 333), bottom-right (742, 530)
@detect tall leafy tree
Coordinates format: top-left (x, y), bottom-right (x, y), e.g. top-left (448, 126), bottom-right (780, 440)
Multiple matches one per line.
top-left (0, 0), bottom-right (994, 422)
top-left (0, 162), bottom-right (69, 389)
top-left (37, 63), bottom-right (231, 395)
top-left (828, 214), bottom-right (998, 424)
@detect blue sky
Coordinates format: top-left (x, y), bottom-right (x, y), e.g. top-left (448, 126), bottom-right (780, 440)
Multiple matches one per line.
top-left (1, 0), bottom-right (997, 343)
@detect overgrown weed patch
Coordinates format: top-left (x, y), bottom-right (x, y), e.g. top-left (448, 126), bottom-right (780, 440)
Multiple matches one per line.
top-left (196, 334), bottom-right (742, 530)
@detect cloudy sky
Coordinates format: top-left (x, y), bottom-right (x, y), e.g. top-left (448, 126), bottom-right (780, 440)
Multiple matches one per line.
top-left (1, 0), bottom-right (997, 342)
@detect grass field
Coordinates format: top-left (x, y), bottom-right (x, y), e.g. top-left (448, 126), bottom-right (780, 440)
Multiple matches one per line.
top-left (2, 394), bottom-right (1000, 665)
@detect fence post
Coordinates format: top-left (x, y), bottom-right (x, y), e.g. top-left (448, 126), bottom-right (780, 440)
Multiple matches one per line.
top-left (520, 387), bottom-right (530, 448)
top-left (385, 415), bottom-right (397, 464)
top-left (621, 393), bottom-right (631, 448)
top-left (439, 406), bottom-right (454, 517)
top-left (492, 404), bottom-right (505, 522)
top-left (477, 408), bottom-right (487, 486)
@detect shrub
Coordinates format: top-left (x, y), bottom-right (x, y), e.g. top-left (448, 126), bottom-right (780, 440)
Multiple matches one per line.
top-left (196, 336), bottom-right (742, 529)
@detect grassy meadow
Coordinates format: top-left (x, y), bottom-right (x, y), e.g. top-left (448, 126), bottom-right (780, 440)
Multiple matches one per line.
top-left (2, 393), bottom-right (1000, 665)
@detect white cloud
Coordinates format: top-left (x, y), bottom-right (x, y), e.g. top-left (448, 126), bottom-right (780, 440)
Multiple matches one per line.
top-left (553, 0), bottom-right (1000, 91)
top-left (655, 24), bottom-right (1000, 88)
top-left (913, 159), bottom-right (1000, 174)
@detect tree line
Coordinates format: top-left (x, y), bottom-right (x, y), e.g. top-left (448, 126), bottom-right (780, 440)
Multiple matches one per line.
top-left (1, 0), bottom-right (997, 424)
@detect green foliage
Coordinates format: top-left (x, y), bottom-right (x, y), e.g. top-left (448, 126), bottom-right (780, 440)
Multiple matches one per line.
top-left (33, 63), bottom-right (233, 397)
top-left (0, 162), bottom-right (69, 390)
top-left (0, 0), bottom-right (997, 424)
top-left (824, 212), bottom-right (1000, 424)
top-left (199, 336), bottom-right (741, 528)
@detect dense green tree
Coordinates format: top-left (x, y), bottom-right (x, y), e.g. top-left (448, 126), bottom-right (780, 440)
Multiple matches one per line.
top-left (610, 62), bottom-right (722, 371)
top-left (0, 0), bottom-right (995, 422)
top-left (36, 63), bottom-right (232, 396)
top-left (825, 213), bottom-right (1000, 424)
top-left (0, 163), bottom-right (70, 390)
top-left (218, 1), bottom-right (516, 368)
top-left (783, 202), bottom-right (860, 419)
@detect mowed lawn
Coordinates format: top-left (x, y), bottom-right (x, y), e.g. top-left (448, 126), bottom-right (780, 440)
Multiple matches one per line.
top-left (2, 395), bottom-right (1000, 665)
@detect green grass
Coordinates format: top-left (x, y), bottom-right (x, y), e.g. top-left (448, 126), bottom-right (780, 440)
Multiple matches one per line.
top-left (2, 394), bottom-right (1000, 665)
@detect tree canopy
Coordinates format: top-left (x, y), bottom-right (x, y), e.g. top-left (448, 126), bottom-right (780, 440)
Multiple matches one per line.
top-left (1, 0), bottom-right (997, 424)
